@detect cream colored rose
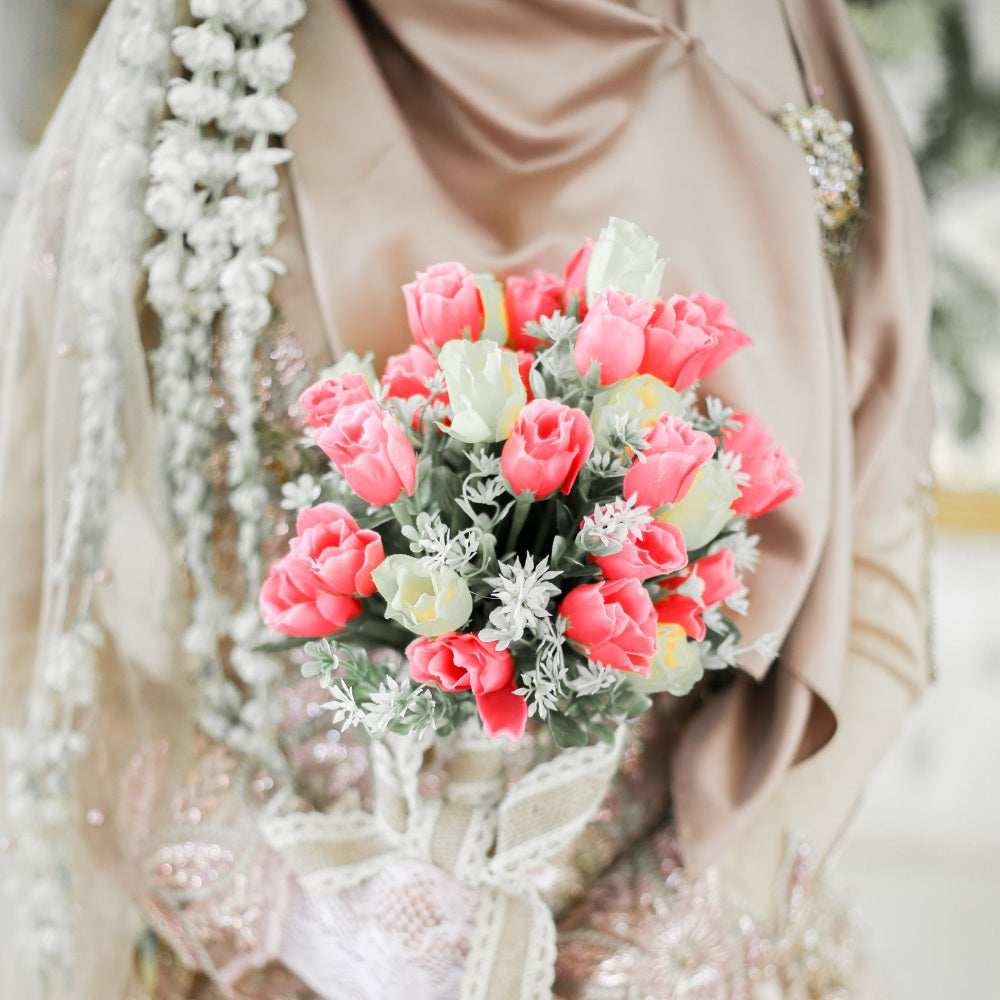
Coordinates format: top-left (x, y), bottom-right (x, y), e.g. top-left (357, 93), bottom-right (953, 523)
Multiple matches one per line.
top-left (585, 217), bottom-right (668, 306)
top-left (438, 339), bottom-right (527, 444)
top-left (473, 273), bottom-right (510, 346)
top-left (592, 374), bottom-right (683, 451)
top-left (630, 623), bottom-right (704, 696)
top-left (372, 555), bottom-right (473, 638)
top-left (658, 459), bottom-right (740, 551)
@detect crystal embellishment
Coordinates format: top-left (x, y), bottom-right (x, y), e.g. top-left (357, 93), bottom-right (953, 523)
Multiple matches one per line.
top-left (778, 103), bottom-right (864, 269)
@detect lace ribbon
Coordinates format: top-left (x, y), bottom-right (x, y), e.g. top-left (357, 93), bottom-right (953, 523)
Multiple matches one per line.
top-left (263, 727), bottom-right (626, 999)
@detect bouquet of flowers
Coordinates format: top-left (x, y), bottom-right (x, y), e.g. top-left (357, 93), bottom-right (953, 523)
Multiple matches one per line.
top-left (259, 218), bottom-right (801, 749)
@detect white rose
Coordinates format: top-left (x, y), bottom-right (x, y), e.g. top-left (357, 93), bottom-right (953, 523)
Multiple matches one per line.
top-left (585, 217), bottom-right (668, 306)
top-left (472, 272), bottom-right (509, 345)
top-left (658, 459), bottom-right (740, 552)
top-left (592, 374), bottom-right (683, 451)
top-left (630, 623), bottom-right (704, 696)
top-left (438, 340), bottom-right (526, 444)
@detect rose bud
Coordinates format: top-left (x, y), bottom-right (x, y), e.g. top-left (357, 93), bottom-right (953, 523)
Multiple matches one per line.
top-left (639, 294), bottom-right (751, 391)
top-left (289, 503), bottom-right (384, 597)
top-left (657, 459), bottom-right (740, 551)
top-left (380, 345), bottom-right (448, 429)
top-left (298, 372), bottom-right (374, 430)
top-left (403, 261), bottom-right (485, 349)
top-left (562, 237), bottom-right (594, 319)
top-left (504, 270), bottom-right (563, 352)
top-left (408, 632), bottom-right (528, 739)
top-left (623, 413), bottom-right (716, 510)
top-left (585, 217), bottom-right (667, 306)
top-left (372, 555), bottom-right (473, 638)
top-left (574, 289), bottom-right (654, 386)
top-left (629, 623), bottom-right (704, 696)
top-left (502, 399), bottom-right (594, 499)
top-left (722, 412), bottom-right (802, 518)
top-left (559, 578), bottom-right (658, 674)
top-left (316, 400), bottom-right (417, 507)
top-left (592, 520), bottom-right (687, 581)
top-left (259, 558), bottom-right (362, 637)
top-left (438, 339), bottom-right (526, 444)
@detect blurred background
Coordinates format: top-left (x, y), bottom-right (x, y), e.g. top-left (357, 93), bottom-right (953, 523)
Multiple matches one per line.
top-left (0, 1), bottom-right (997, 997)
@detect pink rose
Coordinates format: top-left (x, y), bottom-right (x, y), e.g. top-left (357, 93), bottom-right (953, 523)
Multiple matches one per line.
top-left (689, 547), bottom-right (742, 607)
top-left (316, 400), bottom-right (418, 507)
top-left (653, 593), bottom-right (706, 641)
top-left (298, 372), bottom-right (374, 430)
top-left (403, 262), bottom-right (485, 349)
top-left (380, 345), bottom-right (448, 428)
top-left (638, 294), bottom-right (751, 391)
top-left (505, 270), bottom-right (563, 351)
top-left (623, 413), bottom-right (716, 509)
top-left (259, 560), bottom-right (362, 637)
top-left (501, 399), bottom-right (594, 499)
top-left (574, 289), bottom-right (655, 385)
top-left (516, 350), bottom-right (535, 402)
top-left (559, 578), bottom-right (658, 674)
top-left (593, 520), bottom-right (687, 581)
top-left (562, 237), bottom-right (594, 319)
top-left (289, 503), bottom-right (384, 597)
top-left (408, 632), bottom-right (528, 739)
top-left (723, 412), bottom-right (802, 518)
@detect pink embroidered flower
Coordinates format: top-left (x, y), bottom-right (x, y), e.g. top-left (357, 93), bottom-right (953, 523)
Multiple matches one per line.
top-left (316, 400), bottom-right (418, 507)
top-left (289, 503), bottom-right (384, 597)
top-left (501, 399), bottom-right (594, 499)
top-left (574, 289), bottom-right (655, 385)
top-left (593, 520), bottom-right (688, 581)
top-left (403, 262), bottom-right (485, 349)
top-left (653, 593), bottom-right (707, 641)
top-left (722, 412), bottom-right (802, 518)
top-left (380, 345), bottom-right (448, 428)
top-left (562, 237), bottom-right (594, 319)
top-left (505, 270), bottom-right (563, 351)
top-left (639, 293), bottom-right (751, 391)
top-left (408, 633), bottom-right (527, 739)
top-left (559, 578), bottom-right (657, 674)
top-left (298, 372), bottom-right (374, 430)
top-left (623, 413), bottom-right (716, 509)
top-left (259, 561), bottom-right (362, 638)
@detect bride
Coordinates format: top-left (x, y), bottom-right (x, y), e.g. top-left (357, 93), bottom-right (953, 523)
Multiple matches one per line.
top-left (0, 1), bottom-right (932, 997)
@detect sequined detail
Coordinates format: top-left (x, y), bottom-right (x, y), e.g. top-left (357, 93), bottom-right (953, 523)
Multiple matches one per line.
top-left (554, 831), bottom-right (884, 1000)
top-left (778, 103), bottom-right (864, 269)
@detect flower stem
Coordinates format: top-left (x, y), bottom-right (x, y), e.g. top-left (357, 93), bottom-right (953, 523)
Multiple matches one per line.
top-left (504, 493), bottom-right (533, 555)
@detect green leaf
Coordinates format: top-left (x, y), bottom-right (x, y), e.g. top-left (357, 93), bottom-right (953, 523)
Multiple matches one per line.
top-left (615, 687), bottom-right (653, 720)
top-left (589, 721), bottom-right (617, 747)
top-left (548, 713), bottom-right (588, 749)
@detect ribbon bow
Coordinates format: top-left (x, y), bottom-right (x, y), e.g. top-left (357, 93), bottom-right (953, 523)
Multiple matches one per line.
top-left (263, 726), bottom-right (625, 999)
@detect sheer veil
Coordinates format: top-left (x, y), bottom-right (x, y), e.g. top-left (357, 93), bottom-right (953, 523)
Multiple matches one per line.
top-left (0, 2), bottom-right (192, 996)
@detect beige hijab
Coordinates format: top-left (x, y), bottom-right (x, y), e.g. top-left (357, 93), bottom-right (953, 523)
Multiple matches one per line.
top-left (275, 0), bottom-right (933, 872)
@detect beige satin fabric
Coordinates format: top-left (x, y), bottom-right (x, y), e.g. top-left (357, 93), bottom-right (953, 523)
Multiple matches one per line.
top-left (276, 0), bottom-right (933, 875)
